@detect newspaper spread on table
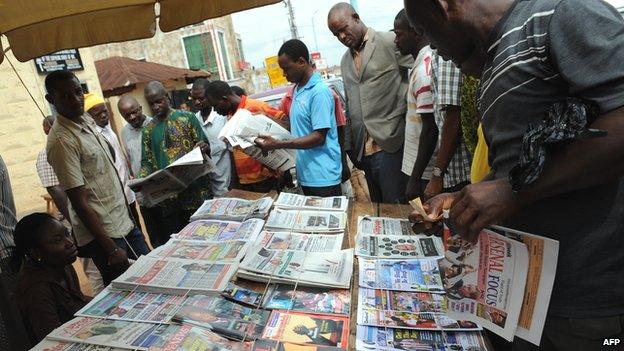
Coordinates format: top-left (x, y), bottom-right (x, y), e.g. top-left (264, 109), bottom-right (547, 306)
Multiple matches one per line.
top-left (274, 193), bottom-right (348, 212)
top-left (355, 326), bottom-right (487, 351)
top-left (31, 338), bottom-right (124, 351)
top-left (111, 256), bottom-right (237, 295)
top-left (172, 219), bottom-right (264, 243)
top-left (491, 225), bottom-right (559, 345)
top-left (75, 287), bottom-right (184, 323)
top-left (128, 147), bottom-right (212, 207)
top-left (440, 227), bottom-right (529, 341)
top-left (151, 239), bottom-right (251, 262)
top-left (218, 108), bottom-right (296, 172)
top-left (357, 216), bottom-right (416, 236)
top-left (358, 258), bottom-right (444, 293)
top-left (190, 197), bottom-right (274, 221)
top-left (255, 231), bottom-right (344, 253)
top-left (265, 209), bottom-right (347, 233)
top-left (355, 234), bottom-right (444, 259)
top-left (239, 247), bottom-right (354, 288)
top-left (46, 316), bottom-right (250, 350)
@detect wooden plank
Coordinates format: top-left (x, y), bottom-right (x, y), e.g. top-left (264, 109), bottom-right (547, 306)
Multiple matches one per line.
top-left (378, 203), bottom-right (413, 219)
top-left (225, 189), bottom-right (278, 201)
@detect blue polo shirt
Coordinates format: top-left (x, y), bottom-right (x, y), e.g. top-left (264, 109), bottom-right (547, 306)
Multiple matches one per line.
top-left (290, 72), bottom-right (342, 187)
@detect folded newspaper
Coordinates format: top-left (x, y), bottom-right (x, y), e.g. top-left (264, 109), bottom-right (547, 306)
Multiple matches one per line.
top-left (439, 225), bottom-right (558, 344)
top-left (358, 258), bottom-right (444, 293)
top-left (111, 256), bottom-right (237, 295)
top-left (239, 246), bottom-right (354, 289)
top-left (151, 239), bottom-right (251, 262)
top-left (265, 209), bottom-right (347, 233)
top-left (355, 326), bottom-right (488, 351)
top-left (357, 216), bottom-right (417, 236)
top-left (190, 197), bottom-right (274, 221)
top-left (255, 231), bottom-right (344, 253)
top-left (274, 193), bottom-right (348, 212)
top-left (219, 108), bottom-right (296, 172)
top-left (173, 219), bottom-right (264, 243)
top-left (355, 234), bottom-right (444, 259)
top-left (46, 316), bottom-right (250, 351)
top-left (128, 147), bottom-right (212, 207)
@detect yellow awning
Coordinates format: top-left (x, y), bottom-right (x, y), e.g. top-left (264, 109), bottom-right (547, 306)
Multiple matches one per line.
top-left (0, 0), bottom-right (280, 63)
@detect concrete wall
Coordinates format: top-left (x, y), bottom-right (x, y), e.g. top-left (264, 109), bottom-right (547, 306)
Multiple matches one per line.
top-left (0, 38), bottom-right (104, 216)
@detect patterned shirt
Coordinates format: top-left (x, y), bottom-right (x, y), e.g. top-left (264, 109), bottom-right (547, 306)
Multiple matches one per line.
top-left (0, 155), bottom-right (16, 261)
top-left (232, 96), bottom-right (286, 184)
top-left (36, 149), bottom-right (60, 188)
top-left (431, 51), bottom-right (471, 187)
top-left (140, 109), bottom-right (211, 214)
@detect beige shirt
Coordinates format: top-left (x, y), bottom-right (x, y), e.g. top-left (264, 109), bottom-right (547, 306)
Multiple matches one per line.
top-left (47, 114), bottom-right (134, 246)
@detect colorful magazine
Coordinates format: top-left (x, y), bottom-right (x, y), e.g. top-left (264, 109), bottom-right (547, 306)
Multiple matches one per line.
top-left (75, 287), bottom-right (184, 323)
top-left (222, 282), bottom-right (264, 307)
top-left (263, 284), bottom-right (350, 315)
top-left (173, 294), bottom-right (270, 341)
top-left (251, 339), bottom-right (342, 351)
top-left (262, 311), bottom-right (349, 349)
top-left (358, 258), bottom-right (443, 293)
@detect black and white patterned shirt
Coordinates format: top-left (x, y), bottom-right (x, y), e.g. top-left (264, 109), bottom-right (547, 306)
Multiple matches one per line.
top-left (0, 155), bottom-right (16, 261)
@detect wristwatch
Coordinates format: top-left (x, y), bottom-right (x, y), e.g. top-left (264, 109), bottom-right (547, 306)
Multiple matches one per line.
top-left (432, 167), bottom-right (444, 178)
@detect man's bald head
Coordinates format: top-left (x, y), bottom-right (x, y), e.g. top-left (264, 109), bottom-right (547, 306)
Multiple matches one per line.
top-left (144, 81), bottom-right (170, 119)
top-left (118, 95), bottom-right (145, 128)
top-left (42, 115), bottom-right (55, 135)
top-left (328, 2), bottom-right (367, 50)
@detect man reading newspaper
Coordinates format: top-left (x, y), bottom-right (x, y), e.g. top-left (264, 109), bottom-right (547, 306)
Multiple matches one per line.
top-left (407, 0), bottom-right (624, 349)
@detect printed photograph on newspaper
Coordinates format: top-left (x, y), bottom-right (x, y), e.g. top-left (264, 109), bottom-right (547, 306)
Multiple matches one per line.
top-left (75, 287), bottom-right (184, 323)
top-left (355, 234), bottom-right (444, 259)
top-left (355, 326), bottom-right (487, 351)
top-left (358, 288), bottom-right (447, 314)
top-left (262, 311), bottom-right (349, 349)
top-left (263, 284), bottom-right (351, 315)
top-left (440, 226), bottom-right (529, 341)
top-left (357, 308), bottom-right (481, 331)
top-left (357, 216), bottom-right (415, 236)
top-left (251, 339), bottom-right (343, 351)
top-left (222, 282), bottom-right (265, 307)
top-left (491, 225), bottom-right (559, 345)
top-left (173, 219), bottom-right (264, 243)
top-left (358, 258), bottom-right (444, 293)
top-left (274, 193), bottom-right (348, 212)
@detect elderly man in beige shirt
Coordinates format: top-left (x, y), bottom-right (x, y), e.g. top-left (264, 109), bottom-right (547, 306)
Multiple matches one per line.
top-left (45, 70), bottom-right (150, 285)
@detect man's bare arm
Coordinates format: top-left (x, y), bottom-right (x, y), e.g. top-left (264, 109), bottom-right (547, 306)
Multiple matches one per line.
top-left (46, 185), bottom-right (71, 222)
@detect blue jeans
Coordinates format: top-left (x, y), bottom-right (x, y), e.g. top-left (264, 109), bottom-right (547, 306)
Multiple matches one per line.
top-left (80, 227), bottom-right (150, 285)
top-left (361, 148), bottom-right (407, 204)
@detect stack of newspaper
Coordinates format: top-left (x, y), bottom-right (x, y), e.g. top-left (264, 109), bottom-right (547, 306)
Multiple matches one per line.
top-left (190, 197), bottom-right (274, 221)
top-left (172, 218), bottom-right (265, 243)
top-left (218, 108), bottom-right (296, 172)
top-left (265, 208), bottom-right (347, 233)
top-left (274, 193), bottom-right (349, 212)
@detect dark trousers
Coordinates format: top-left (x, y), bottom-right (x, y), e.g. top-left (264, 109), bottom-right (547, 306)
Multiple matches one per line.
top-left (129, 201), bottom-right (141, 227)
top-left (361, 148), bottom-right (406, 204)
top-left (79, 227), bottom-right (150, 285)
top-left (301, 184), bottom-right (342, 197)
top-left (511, 314), bottom-right (624, 351)
top-left (140, 205), bottom-right (168, 248)
top-left (163, 209), bottom-right (195, 236)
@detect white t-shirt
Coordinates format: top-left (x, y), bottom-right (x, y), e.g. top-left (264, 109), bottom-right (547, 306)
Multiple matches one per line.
top-left (402, 46), bottom-right (434, 178)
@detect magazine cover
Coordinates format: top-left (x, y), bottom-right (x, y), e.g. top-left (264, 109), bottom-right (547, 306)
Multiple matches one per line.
top-left (263, 284), bottom-right (350, 315)
top-left (357, 216), bottom-right (415, 236)
top-left (173, 219), bottom-right (264, 243)
top-left (274, 193), bottom-right (348, 212)
top-left (75, 288), bottom-right (184, 323)
top-left (190, 197), bottom-right (273, 221)
top-left (265, 209), bottom-right (346, 233)
top-left (355, 234), bottom-right (444, 259)
top-left (358, 259), bottom-right (443, 293)
top-left (173, 294), bottom-right (270, 341)
top-left (30, 339), bottom-right (123, 351)
top-left (440, 227), bottom-right (529, 341)
top-left (256, 231), bottom-right (344, 253)
top-left (355, 326), bottom-right (487, 351)
top-left (111, 256), bottom-right (237, 294)
top-left (151, 240), bottom-right (250, 262)
top-left (251, 339), bottom-right (343, 351)
top-left (357, 308), bottom-right (480, 331)
top-left (47, 317), bottom-right (250, 351)
top-left (358, 288), bottom-right (446, 314)
top-left (491, 225), bottom-right (559, 345)
top-left (222, 282), bottom-right (265, 307)
top-left (240, 247), bottom-right (353, 288)
top-left (262, 311), bottom-right (349, 349)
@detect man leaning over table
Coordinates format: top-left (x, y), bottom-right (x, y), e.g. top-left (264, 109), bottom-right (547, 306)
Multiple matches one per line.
top-left (406, 0), bottom-right (624, 349)
top-left (45, 70), bottom-right (149, 285)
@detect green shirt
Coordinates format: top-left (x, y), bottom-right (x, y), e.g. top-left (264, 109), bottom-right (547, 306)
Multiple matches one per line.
top-left (139, 109), bottom-right (211, 214)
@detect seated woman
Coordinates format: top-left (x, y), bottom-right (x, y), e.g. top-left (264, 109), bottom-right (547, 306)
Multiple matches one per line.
top-left (12, 213), bottom-right (90, 343)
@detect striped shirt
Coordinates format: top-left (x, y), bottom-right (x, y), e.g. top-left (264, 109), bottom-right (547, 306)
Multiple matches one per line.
top-left (479, 0), bottom-right (624, 318)
top-left (0, 155), bottom-right (16, 260)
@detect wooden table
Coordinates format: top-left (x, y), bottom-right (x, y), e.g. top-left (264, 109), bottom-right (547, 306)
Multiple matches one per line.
top-left (226, 190), bottom-right (492, 350)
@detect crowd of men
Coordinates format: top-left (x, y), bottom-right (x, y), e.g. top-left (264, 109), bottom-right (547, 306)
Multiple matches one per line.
top-left (0, 0), bottom-right (624, 349)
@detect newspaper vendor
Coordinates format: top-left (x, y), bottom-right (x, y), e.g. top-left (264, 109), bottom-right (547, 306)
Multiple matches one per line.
top-left (255, 39), bottom-right (343, 197)
top-left (406, 0), bottom-right (624, 349)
